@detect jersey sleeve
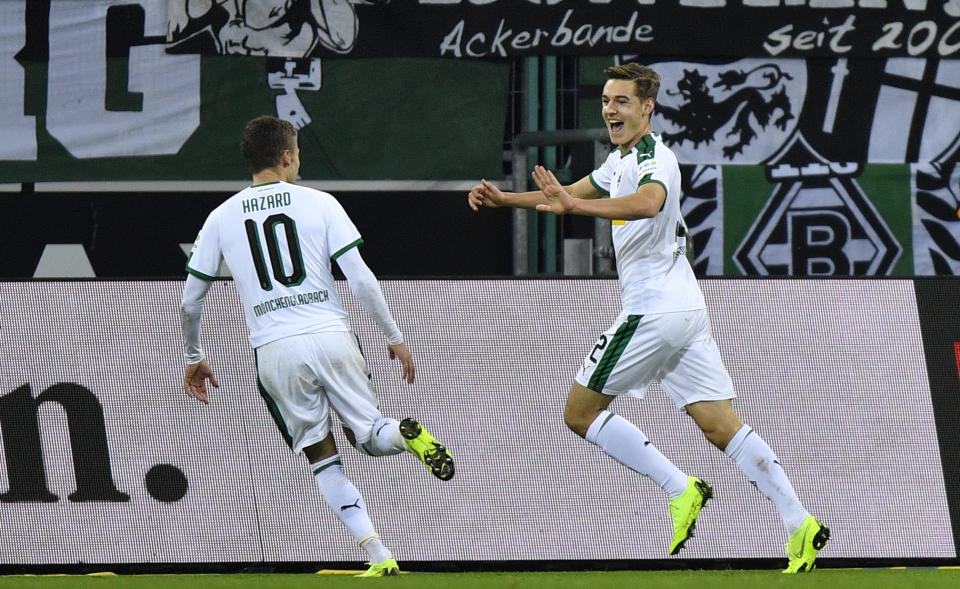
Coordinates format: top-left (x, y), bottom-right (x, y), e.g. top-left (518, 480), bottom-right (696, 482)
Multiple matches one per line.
top-left (325, 196), bottom-right (363, 261)
top-left (185, 211), bottom-right (223, 281)
top-left (336, 247), bottom-right (403, 344)
top-left (588, 151), bottom-right (615, 196)
top-left (636, 144), bottom-right (675, 198)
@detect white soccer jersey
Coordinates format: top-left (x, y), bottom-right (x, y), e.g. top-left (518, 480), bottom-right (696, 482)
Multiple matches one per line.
top-left (186, 181), bottom-right (360, 348)
top-left (589, 132), bottom-right (705, 314)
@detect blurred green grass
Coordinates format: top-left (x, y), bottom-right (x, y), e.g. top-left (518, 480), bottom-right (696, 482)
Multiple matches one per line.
top-left (3, 569), bottom-right (960, 589)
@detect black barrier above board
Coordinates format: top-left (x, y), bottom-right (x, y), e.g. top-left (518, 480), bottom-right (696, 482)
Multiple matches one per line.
top-left (0, 191), bottom-right (514, 279)
top-left (0, 278), bottom-right (956, 569)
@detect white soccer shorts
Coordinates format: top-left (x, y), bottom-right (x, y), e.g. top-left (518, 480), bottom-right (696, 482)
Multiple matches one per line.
top-left (255, 331), bottom-right (382, 454)
top-left (575, 308), bottom-right (736, 408)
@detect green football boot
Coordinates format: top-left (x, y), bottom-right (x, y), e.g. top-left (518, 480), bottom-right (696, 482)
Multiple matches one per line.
top-left (355, 558), bottom-right (400, 578)
top-left (399, 418), bottom-right (455, 481)
top-left (783, 515), bottom-right (830, 573)
top-left (668, 477), bottom-right (713, 555)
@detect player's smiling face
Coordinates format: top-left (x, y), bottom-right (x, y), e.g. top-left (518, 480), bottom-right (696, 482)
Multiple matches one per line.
top-left (601, 79), bottom-right (653, 153)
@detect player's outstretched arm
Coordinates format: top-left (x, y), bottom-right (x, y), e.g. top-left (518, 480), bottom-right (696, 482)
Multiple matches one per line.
top-left (467, 179), bottom-right (549, 211)
top-left (533, 165), bottom-right (576, 215)
top-left (469, 172), bottom-right (601, 212)
top-left (534, 165), bottom-right (663, 220)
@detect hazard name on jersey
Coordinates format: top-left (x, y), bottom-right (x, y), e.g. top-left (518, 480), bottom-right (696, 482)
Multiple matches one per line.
top-left (242, 191), bottom-right (291, 213)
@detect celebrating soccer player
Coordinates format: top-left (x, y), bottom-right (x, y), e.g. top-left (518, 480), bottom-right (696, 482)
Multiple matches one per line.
top-left (467, 63), bottom-right (829, 573)
top-left (181, 115), bottom-right (454, 577)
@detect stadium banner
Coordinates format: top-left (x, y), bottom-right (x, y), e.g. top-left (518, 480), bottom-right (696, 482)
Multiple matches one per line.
top-left (2, 2), bottom-right (959, 182)
top-left (164, 0), bottom-right (960, 60)
top-left (0, 278), bottom-right (956, 568)
top-left (1, 0), bottom-right (509, 181)
top-left (635, 54), bottom-right (960, 276)
top-left (1, 3), bottom-right (957, 275)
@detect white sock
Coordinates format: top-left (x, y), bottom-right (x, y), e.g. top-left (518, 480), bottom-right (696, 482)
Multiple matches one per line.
top-left (363, 418), bottom-right (405, 456)
top-left (359, 536), bottom-right (393, 564)
top-left (725, 425), bottom-right (808, 535)
top-left (312, 454), bottom-right (392, 561)
top-left (585, 410), bottom-right (689, 499)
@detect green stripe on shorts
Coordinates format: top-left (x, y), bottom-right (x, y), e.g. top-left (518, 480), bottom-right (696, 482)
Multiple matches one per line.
top-left (588, 314), bottom-right (642, 392)
top-left (255, 349), bottom-right (294, 449)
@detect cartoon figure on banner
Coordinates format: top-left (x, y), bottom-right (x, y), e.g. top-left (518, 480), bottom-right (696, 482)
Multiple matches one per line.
top-left (167, 0), bottom-right (364, 129)
top-left (657, 65), bottom-right (795, 159)
top-left (619, 58), bottom-right (805, 165)
top-left (269, 58), bottom-right (322, 129)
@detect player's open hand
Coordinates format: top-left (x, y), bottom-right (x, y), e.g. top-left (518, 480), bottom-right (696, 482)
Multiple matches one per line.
top-left (183, 359), bottom-right (219, 404)
top-left (388, 342), bottom-right (415, 384)
top-left (532, 166), bottom-right (573, 215)
top-left (468, 179), bottom-right (504, 211)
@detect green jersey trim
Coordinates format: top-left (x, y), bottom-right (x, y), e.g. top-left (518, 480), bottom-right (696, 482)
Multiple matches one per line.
top-left (185, 265), bottom-right (216, 281)
top-left (638, 134), bottom-right (656, 154)
top-left (638, 177), bottom-right (667, 192)
top-left (637, 175), bottom-right (668, 213)
top-left (331, 237), bottom-right (364, 261)
top-left (250, 181), bottom-right (281, 188)
top-left (588, 173), bottom-right (610, 195)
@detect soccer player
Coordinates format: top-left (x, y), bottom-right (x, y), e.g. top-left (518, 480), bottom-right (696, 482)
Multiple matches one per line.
top-left (180, 115), bottom-right (454, 577)
top-left (467, 63), bottom-right (829, 573)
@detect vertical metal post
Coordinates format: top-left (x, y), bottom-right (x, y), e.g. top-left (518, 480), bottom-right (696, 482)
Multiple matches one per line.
top-left (541, 55), bottom-right (557, 274)
top-left (512, 146), bottom-right (528, 272)
top-left (593, 137), bottom-right (614, 275)
top-left (511, 59), bottom-right (531, 275)
top-left (510, 129), bottom-right (612, 276)
top-left (525, 56), bottom-right (540, 274)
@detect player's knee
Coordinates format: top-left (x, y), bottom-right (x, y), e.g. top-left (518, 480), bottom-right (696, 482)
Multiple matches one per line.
top-left (341, 426), bottom-right (358, 448)
top-left (687, 400), bottom-right (743, 450)
top-left (563, 405), bottom-right (590, 438)
top-left (701, 425), bottom-right (737, 450)
top-left (351, 424), bottom-right (390, 457)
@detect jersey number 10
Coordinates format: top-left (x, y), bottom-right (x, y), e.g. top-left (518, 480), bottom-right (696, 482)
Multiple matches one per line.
top-left (244, 214), bottom-right (306, 291)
